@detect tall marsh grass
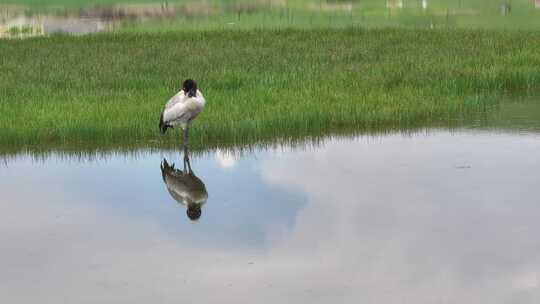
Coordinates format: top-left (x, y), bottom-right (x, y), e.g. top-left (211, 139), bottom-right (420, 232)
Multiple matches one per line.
top-left (1, 28), bottom-right (539, 150)
top-left (3, 0), bottom-right (540, 31)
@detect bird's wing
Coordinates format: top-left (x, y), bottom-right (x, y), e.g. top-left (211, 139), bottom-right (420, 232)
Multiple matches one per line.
top-left (164, 174), bottom-right (208, 205)
top-left (165, 97), bottom-right (206, 124)
top-left (163, 101), bottom-right (189, 125)
top-left (164, 90), bottom-right (186, 110)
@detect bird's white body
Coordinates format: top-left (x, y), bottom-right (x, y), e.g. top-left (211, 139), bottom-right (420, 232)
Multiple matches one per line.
top-left (162, 89), bottom-right (206, 129)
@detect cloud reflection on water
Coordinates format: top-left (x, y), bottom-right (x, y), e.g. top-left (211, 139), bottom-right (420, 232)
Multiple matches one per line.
top-left (0, 130), bottom-right (539, 303)
top-left (258, 132), bottom-right (540, 303)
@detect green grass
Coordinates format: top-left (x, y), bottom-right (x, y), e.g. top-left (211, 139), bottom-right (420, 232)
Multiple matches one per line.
top-left (111, 0), bottom-right (540, 31)
top-left (1, 28), bottom-right (540, 151)
top-left (3, 0), bottom-right (540, 31)
top-left (1, 0), bottom-right (186, 7)
top-left (4, 0), bottom-right (540, 33)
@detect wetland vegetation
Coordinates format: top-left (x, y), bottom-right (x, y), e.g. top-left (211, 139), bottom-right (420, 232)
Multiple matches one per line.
top-left (3, 0), bottom-right (540, 31)
top-left (1, 0), bottom-right (540, 155)
top-left (1, 28), bottom-right (540, 152)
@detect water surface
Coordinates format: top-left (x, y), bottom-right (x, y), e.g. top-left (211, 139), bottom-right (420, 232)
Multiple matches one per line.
top-left (1, 126), bottom-right (539, 303)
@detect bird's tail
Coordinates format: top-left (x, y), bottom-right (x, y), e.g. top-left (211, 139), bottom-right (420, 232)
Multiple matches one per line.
top-left (159, 112), bottom-right (170, 134)
top-left (161, 158), bottom-right (171, 182)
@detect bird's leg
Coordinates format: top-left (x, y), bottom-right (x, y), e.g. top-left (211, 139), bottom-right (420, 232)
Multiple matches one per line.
top-left (183, 145), bottom-right (192, 174)
top-left (183, 127), bottom-right (190, 174)
top-left (183, 126), bottom-right (189, 150)
top-left (186, 153), bottom-right (192, 174)
top-left (183, 149), bottom-right (188, 174)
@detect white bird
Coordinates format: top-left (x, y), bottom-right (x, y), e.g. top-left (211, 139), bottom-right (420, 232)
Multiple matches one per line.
top-left (159, 79), bottom-right (206, 149)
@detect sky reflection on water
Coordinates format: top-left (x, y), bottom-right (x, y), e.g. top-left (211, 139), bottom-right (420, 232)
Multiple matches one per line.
top-left (1, 129), bottom-right (540, 303)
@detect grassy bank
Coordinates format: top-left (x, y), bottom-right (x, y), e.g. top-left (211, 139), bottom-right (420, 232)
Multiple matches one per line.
top-left (4, 0), bottom-right (540, 31)
top-left (1, 28), bottom-right (540, 150)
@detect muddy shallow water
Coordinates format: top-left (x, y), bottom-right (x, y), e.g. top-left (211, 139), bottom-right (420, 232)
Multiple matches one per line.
top-left (1, 126), bottom-right (539, 303)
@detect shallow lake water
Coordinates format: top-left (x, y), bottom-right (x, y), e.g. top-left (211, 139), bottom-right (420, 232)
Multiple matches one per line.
top-left (1, 125), bottom-right (539, 302)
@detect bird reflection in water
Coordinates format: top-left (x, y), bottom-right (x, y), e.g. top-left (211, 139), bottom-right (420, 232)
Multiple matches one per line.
top-left (160, 151), bottom-right (208, 221)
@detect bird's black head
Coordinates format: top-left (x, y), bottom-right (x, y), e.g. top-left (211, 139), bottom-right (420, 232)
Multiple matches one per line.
top-left (186, 204), bottom-right (202, 221)
top-left (183, 79), bottom-right (197, 98)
